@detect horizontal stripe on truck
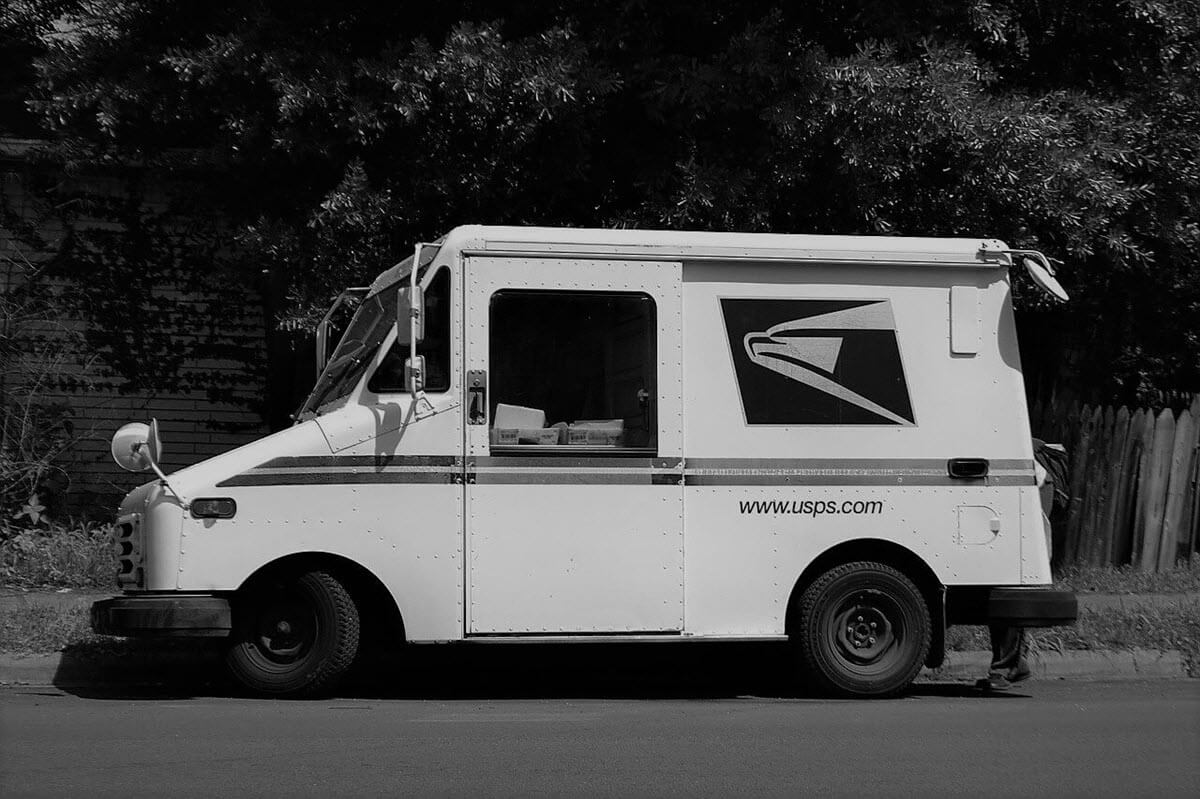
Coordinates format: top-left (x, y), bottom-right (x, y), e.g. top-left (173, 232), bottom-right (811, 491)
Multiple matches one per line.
top-left (218, 456), bottom-right (1034, 487)
top-left (471, 456), bottom-right (680, 486)
top-left (216, 455), bottom-right (463, 487)
top-left (683, 458), bottom-right (1033, 487)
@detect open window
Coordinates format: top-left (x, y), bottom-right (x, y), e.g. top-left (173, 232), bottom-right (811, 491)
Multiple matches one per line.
top-left (369, 267), bottom-right (452, 393)
top-left (488, 290), bottom-right (657, 452)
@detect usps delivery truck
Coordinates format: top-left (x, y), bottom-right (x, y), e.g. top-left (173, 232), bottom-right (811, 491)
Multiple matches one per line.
top-left (92, 225), bottom-right (1077, 697)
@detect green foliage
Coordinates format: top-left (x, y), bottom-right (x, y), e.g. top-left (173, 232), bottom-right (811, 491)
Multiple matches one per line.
top-left (48, 185), bottom-right (270, 407)
top-left (0, 246), bottom-right (97, 519)
top-left (0, 519), bottom-right (116, 589)
top-left (7, 0), bottom-right (1200, 402)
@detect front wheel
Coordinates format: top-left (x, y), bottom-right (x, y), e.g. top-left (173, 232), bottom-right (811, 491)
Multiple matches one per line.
top-left (794, 561), bottom-right (931, 698)
top-left (226, 570), bottom-right (360, 697)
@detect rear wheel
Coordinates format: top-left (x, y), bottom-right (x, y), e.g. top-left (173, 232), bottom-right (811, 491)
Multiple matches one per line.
top-left (226, 570), bottom-right (360, 697)
top-left (795, 561), bottom-right (931, 698)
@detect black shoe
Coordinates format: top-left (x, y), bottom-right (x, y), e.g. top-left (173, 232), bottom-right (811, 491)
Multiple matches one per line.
top-left (976, 667), bottom-right (1031, 691)
top-left (975, 674), bottom-right (1013, 691)
top-left (1006, 664), bottom-right (1032, 684)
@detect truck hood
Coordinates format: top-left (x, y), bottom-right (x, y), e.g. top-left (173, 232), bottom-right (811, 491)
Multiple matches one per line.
top-left (146, 418), bottom-right (333, 502)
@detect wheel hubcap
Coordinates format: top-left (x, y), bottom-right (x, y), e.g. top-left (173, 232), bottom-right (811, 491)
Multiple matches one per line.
top-left (253, 595), bottom-right (314, 662)
top-left (833, 593), bottom-right (898, 665)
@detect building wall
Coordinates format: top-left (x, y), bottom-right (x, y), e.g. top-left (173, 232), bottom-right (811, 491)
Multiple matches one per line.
top-left (1, 147), bottom-right (273, 516)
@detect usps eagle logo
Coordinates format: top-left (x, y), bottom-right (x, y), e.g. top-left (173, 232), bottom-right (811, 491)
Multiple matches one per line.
top-left (721, 299), bottom-right (915, 426)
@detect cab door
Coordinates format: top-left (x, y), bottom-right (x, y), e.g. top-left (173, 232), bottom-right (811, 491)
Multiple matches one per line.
top-left (463, 256), bottom-right (684, 634)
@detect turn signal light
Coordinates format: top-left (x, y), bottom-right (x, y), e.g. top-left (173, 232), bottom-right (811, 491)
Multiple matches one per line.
top-left (190, 498), bottom-right (237, 519)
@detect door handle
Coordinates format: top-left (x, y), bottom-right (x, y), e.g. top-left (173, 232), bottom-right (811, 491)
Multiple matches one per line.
top-left (467, 369), bottom-right (487, 426)
top-left (947, 458), bottom-right (989, 479)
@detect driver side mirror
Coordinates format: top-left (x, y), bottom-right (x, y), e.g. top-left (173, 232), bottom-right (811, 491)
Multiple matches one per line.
top-left (405, 355), bottom-right (426, 394)
top-left (398, 285), bottom-right (425, 342)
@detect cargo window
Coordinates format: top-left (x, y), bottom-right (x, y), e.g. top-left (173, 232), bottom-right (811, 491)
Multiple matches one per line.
top-left (489, 291), bottom-right (656, 451)
top-left (369, 267), bottom-right (452, 393)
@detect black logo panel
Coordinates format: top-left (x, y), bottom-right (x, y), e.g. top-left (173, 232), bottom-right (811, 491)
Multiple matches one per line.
top-left (721, 299), bottom-right (915, 426)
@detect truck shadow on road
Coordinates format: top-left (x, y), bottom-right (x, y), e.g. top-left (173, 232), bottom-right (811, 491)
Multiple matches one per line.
top-left (52, 639), bottom-right (1025, 701)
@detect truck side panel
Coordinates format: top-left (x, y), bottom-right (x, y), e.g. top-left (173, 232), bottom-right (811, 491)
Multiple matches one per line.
top-left (680, 260), bottom-right (1036, 635)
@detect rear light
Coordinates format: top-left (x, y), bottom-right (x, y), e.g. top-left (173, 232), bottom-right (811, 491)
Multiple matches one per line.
top-left (190, 498), bottom-right (237, 519)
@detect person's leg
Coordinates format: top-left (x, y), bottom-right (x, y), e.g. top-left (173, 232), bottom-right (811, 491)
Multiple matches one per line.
top-left (978, 625), bottom-right (1030, 689)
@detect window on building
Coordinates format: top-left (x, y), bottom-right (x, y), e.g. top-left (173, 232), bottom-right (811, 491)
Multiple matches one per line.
top-left (488, 291), bottom-right (657, 451)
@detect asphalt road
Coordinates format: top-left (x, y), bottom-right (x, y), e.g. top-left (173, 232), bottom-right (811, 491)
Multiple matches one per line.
top-left (2, 680), bottom-right (1197, 798)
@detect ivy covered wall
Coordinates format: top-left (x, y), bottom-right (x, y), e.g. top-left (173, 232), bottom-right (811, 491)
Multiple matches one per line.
top-left (1, 140), bottom-right (284, 517)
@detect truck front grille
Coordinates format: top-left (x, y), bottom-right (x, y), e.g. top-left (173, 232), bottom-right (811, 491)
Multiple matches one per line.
top-left (115, 514), bottom-right (144, 589)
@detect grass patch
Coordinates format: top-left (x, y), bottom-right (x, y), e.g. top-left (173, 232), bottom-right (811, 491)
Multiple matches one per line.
top-left (948, 603), bottom-right (1200, 677)
top-left (0, 522), bottom-right (116, 590)
top-left (0, 604), bottom-right (98, 655)
top-left (1054, 561), bottom-right (1200, 594)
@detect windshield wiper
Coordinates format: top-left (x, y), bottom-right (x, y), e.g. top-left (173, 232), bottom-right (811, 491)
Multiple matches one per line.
top-left (299, 343), bottom-right (372, 417)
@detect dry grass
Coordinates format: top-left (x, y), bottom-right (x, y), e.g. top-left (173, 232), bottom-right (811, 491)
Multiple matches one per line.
top-left (1054, 560), bottom-right (1200, 594)
top-left (0, 604), bottom-right (98, 655)
top-left (0, 522), bottom-right (116, 590)
top-left (947, 604), bottom-right (1200, 676)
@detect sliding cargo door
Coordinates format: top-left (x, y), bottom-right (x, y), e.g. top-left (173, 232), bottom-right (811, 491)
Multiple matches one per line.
top-left (463, 256), bottom-right (684, 634)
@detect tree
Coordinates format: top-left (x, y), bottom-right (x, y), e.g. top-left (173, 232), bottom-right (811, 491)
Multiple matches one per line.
top-left (8, 0), bottom-right (1200, 402)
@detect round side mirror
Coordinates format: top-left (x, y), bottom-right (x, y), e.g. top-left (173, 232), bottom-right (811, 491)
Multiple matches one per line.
top-left (111, 421), bottom-right (163, 472)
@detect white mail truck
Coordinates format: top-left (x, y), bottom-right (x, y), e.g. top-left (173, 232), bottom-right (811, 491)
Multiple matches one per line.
top-left (93, 225), bottom-right (1077, 697)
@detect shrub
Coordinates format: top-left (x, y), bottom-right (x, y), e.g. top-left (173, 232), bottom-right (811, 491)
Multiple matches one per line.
top-left (0, 520), bottom-right (116, 589)
top-left (1, 250), bottom-right (99, 522)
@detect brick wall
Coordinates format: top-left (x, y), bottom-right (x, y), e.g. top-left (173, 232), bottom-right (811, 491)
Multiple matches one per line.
top-left (2, 146), bottom-right (274, 516)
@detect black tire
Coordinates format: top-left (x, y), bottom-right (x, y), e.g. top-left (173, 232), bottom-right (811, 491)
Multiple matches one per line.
top-left (794, 561), bottom-right (931, 698)
top-left (226, 570), bottom-right (360, 697)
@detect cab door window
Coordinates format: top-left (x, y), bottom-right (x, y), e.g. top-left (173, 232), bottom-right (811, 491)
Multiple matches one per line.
top-left (488, 291), bottom-right (656, 451)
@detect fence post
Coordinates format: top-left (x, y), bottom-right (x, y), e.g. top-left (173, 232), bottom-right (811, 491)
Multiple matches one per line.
top-left (1126, 410), bottom-right (1153, 567)
top-left (1089, 406), bottom-right (1122, 565)
top-left (1065, 404), bottom-right (1096, 564)
top-left (1082, 406), bottom-right (1112, 565)
top-left (1136, 409), bottom-right (1175, 573)
top-left (1103, 407), bottom-right (1129, 564)
top-left (1184, 396), bottom-right (1200, 563)
top-left (1161, 407), bottom-right (1195, 570)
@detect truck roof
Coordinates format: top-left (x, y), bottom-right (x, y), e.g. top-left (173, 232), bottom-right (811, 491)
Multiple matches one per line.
top-left (445, 225), bottom-right (1011, 268)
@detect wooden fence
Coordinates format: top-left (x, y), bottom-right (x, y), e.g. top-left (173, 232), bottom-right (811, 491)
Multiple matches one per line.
top-left (1030, 394), bottom-right (1200, 571)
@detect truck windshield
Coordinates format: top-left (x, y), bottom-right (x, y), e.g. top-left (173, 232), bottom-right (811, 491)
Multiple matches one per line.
top-left (299, 265), bottom-right (429, 418)
top-left (299, 281), bottom-right (402, 417)
top-left (297, 240), bottom-right (444, 417)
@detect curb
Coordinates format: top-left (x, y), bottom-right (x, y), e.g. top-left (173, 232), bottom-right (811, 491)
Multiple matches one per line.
top-left (919, 648), bottom-right (1188, 682)
top-left (0, 648), bottom-right (1190, 690)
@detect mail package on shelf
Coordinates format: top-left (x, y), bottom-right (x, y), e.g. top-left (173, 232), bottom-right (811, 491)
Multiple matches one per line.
top-left (567, 419), bottom-right (624, 446)
top-left (493, 427), bottom-right (562, 446)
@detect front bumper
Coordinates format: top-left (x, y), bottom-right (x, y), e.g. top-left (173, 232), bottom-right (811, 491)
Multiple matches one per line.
top-left (947, 587), bottom-right (1078, 628)
top-left (91, 595), bottom-right (232, 638)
